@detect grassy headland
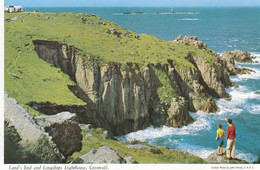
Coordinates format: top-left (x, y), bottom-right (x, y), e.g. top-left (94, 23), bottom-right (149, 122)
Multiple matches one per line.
top-left (4, 11), bottom-right (217, 115)
top-left (4, 11), bottom-right (217, 163)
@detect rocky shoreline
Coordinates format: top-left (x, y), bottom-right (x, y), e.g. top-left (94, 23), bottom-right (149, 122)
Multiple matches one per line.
top-left (4, 38), bottom-right (256, 163)
top-left (4, 11), bottom-right (257, 164)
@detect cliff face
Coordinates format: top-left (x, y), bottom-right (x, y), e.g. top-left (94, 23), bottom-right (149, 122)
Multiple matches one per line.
top-left (33, 40), bottom-right (231, 135)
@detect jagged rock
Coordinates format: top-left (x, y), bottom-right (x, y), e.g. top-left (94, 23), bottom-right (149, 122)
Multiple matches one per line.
top-left (188, 54), bottom-right (231, 98)
top-left (34, 112), bottom-right (83, 157)
top-left (223, 50), bottom-right (256, 63)
top-left (173, 34), bottom-right (206, 49)
top-left (233, 49), bottom-right (256, 63)
top-left (222, 51), bottom-right (256, 75)
top-left (194, 41), bottom-right (205, 49)
top-left (167, 96), bottom-right (194, 127)
top-left (173, 67), bottom-right (221, 113)
top-left (205, 149), bottom-right (249, 164)
top-left (124, 156), bottom-right (138, 164)
top-left (109, 28), bottom-right (117, 34)
top-left (4, 92), bottom-right (65, 163)
top-left (222, 51), bottom-right (241, 75)
top-left (72, 146), bottom-right (126, 163)
top-left (200, 98), bottom-right (219, 113)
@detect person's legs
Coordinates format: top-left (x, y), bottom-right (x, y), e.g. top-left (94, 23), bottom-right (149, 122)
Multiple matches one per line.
top-left (220, 146), bottom-right (223, 155)
top-left (231, 138), bottom-right (236, 158)
top-left (226, 139), bottom-right (232, 158)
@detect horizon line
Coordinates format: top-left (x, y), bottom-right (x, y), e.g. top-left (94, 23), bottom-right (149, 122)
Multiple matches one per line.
top-left (5, 5), bottom-right (260, 8)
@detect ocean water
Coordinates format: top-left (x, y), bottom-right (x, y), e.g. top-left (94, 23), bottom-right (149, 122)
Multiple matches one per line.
top-left (24, 7), bottom-right (260, 163)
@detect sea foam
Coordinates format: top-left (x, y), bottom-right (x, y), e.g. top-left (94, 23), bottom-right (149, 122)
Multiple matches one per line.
top-left (117, 112), bottom-right (212, 142)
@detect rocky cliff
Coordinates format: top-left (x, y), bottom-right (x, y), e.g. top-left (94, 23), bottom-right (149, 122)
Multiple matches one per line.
top-left (32, 39), bottom-right (233, 136)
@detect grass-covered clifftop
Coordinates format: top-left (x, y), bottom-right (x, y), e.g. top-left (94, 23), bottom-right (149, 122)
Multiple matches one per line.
top-left (4, 11), bottom-right (217, 115)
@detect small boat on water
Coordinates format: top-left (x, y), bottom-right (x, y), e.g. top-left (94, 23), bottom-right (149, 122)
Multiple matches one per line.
top-left (123, 12), bottom-right (131, 14)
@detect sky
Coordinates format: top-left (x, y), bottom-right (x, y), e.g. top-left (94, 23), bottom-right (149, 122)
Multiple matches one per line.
top-left (4, 0), bottom-right (260, 7)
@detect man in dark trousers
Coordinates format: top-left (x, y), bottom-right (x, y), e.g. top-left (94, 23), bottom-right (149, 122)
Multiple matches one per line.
top-left (225, 118), bottom-right (236, 159)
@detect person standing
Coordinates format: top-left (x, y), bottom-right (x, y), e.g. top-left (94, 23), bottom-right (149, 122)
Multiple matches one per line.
top-left (225, 118), bottom-right (236, 159)
top-left (216, 123), bottom-right (225, 155)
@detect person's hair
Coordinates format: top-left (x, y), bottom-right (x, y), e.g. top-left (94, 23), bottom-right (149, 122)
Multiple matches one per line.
top-left (218, 123), bottom-right (222, 128)
top-left (227, 119), bottom-right (232, 124)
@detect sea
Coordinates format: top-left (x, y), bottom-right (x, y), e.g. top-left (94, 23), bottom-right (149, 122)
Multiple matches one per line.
top-left (25, 7), bottom-right (260, 163)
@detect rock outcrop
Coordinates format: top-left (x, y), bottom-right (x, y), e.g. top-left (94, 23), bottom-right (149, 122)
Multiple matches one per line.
top-left (166, 96), bottom-right (194, 127)
top-left (32, 39), bottom-right (236, 135)
top-left (231, 49), bottom-right (257, 63)
top-left (205, 149), bottom-right (249, 164)
top-left (72, 146), bottom-right (127, 163)
top-left (222, 51), bottom-right (256, 75)
top-left (4, 92), bottom-right (65, 163)
top-left (124, 156), bottom-right (138, 164)
top-left (174, 34), bottom-right (207, 49)
top-left (33, 40), bottom-right (196, 135)
top-left (33, 112), bottom-right (83, 157)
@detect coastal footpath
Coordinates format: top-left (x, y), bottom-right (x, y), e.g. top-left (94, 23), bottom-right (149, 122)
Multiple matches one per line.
top-left (4, 12), bottom-right (255, 163)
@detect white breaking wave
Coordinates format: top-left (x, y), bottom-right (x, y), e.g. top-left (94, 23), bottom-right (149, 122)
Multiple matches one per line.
top-left (236, 150), bottom-right (258, 163)
top-left (176, 145), bottom-right (215, 159)
top-left (117, 112), bottom-right (212, 142)
top-left (231, 55), bottom-right (260, 81)
top-left (216, 85), bottom-right (260, 116)
top-left (246, 104), bottom-right (260, 115)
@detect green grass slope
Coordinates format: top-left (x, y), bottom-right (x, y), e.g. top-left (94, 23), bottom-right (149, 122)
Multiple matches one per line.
top-left (68, 128), bottom-right (206, 163)
top-left (4, 12), bottom-right (217, 114)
